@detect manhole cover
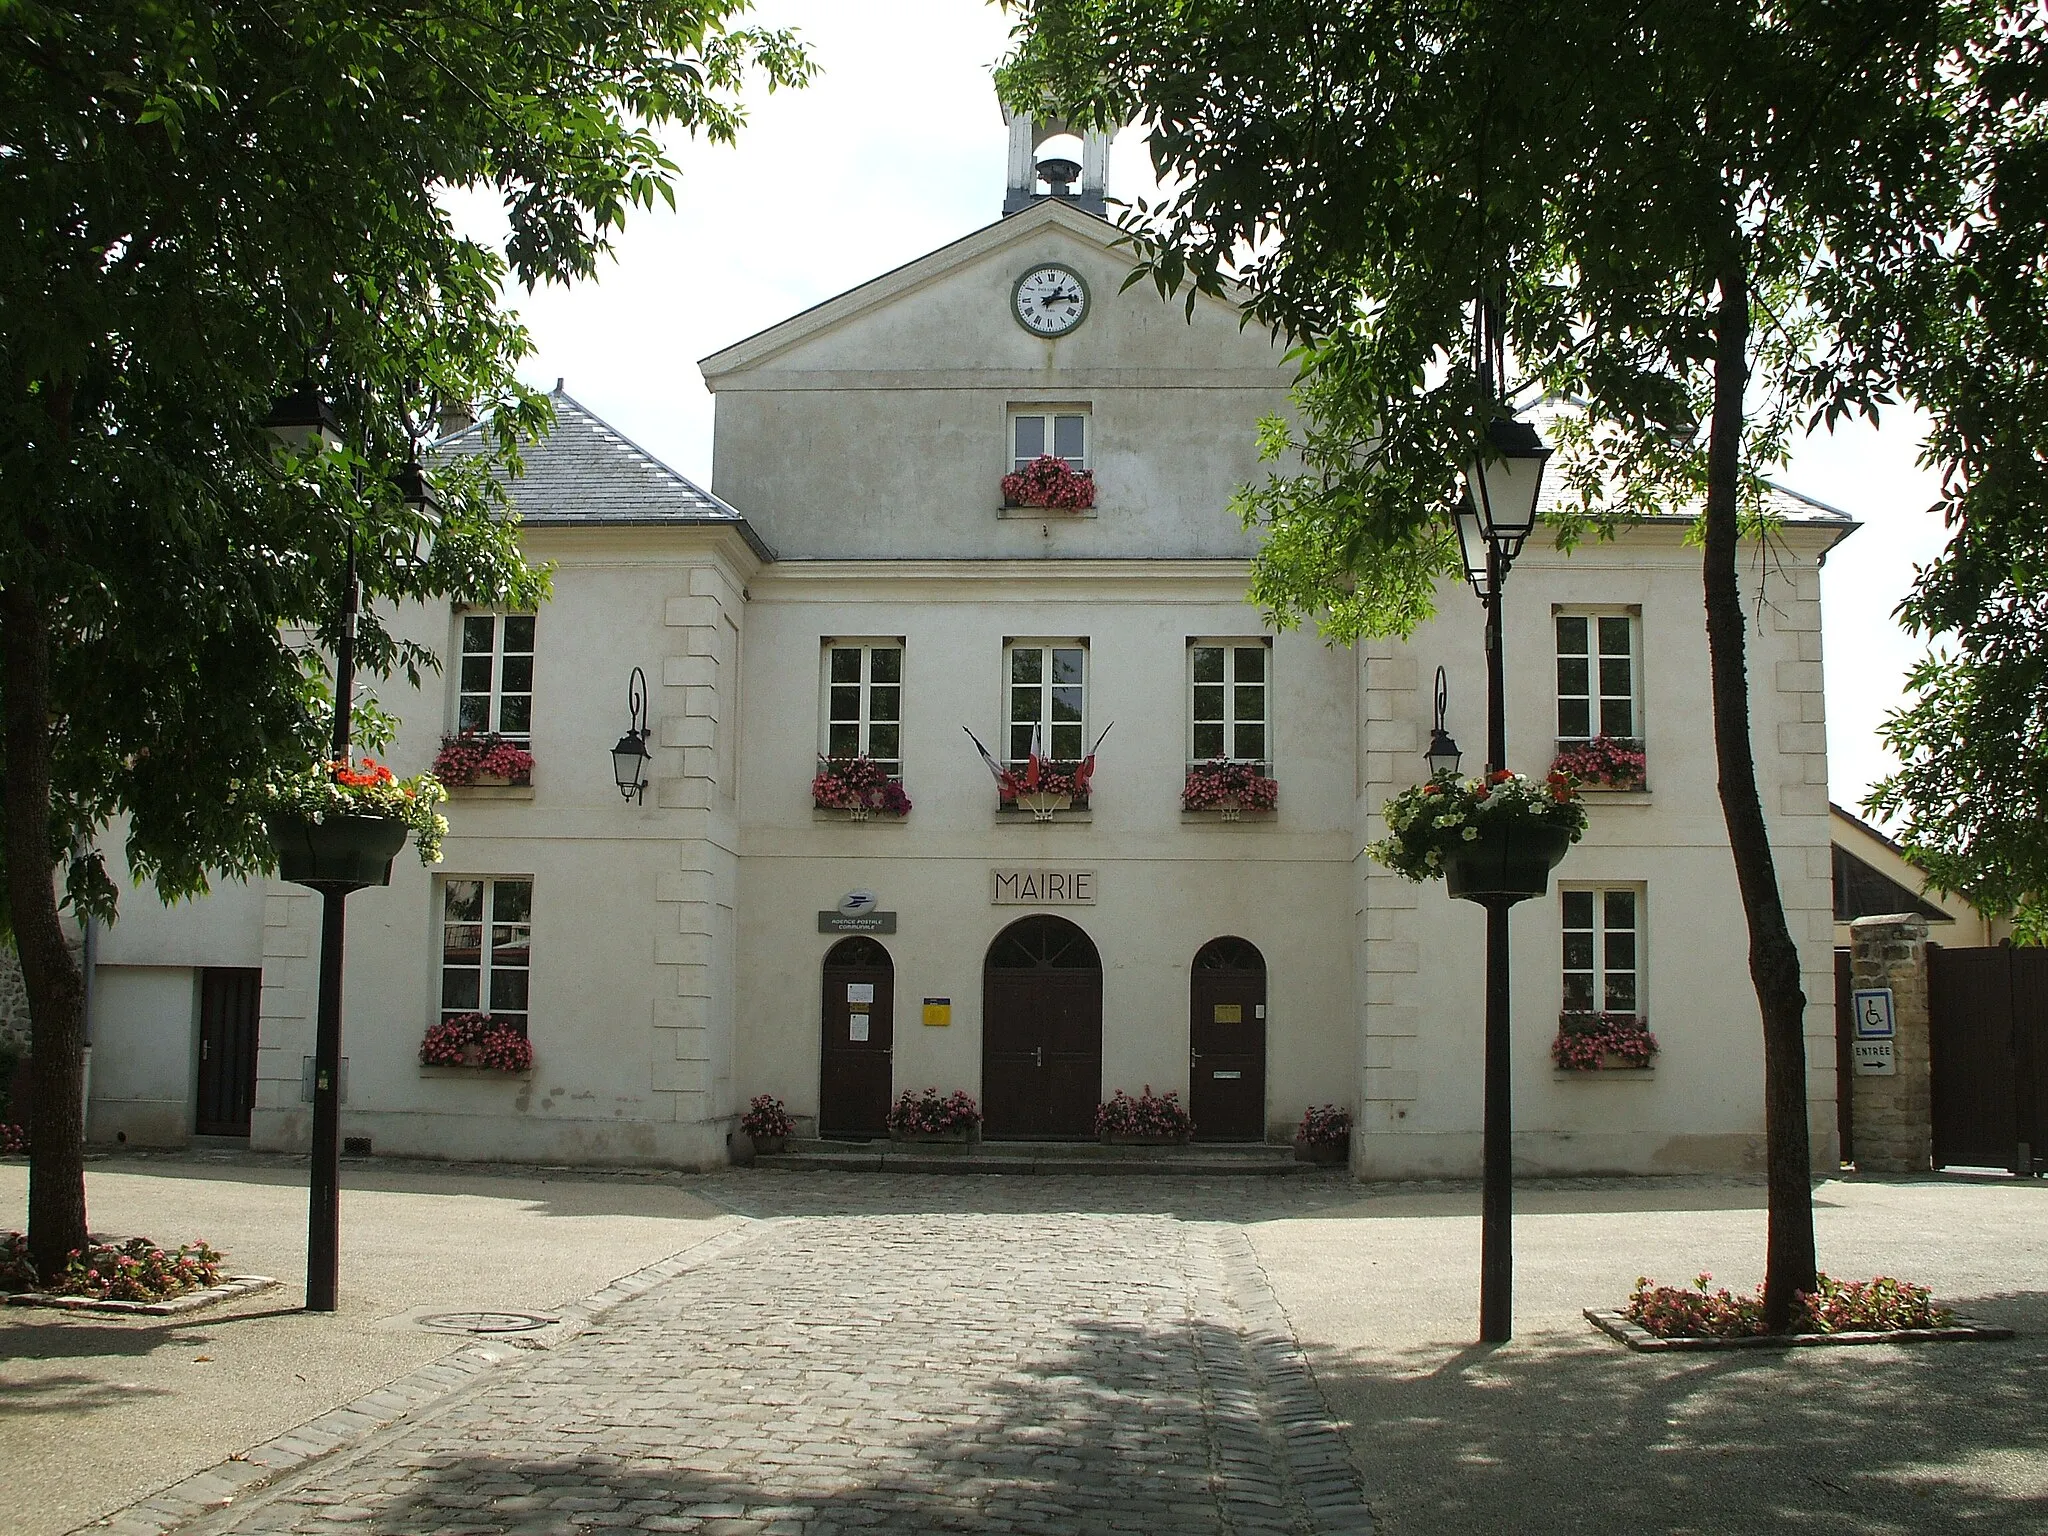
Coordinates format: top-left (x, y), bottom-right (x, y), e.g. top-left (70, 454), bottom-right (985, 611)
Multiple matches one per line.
top-left (416, 1310), bottom-right (557, 1335)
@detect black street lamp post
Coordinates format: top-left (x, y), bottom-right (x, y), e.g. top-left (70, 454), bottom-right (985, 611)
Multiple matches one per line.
top-left (1451, 402), bottom-right (1552, 1344)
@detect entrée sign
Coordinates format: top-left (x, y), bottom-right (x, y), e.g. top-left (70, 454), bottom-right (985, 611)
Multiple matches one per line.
top-left (990, 868), bottom-right (1096, 905)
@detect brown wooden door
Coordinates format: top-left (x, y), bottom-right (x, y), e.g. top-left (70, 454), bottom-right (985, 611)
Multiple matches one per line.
top-left (820, 938), bottom-right (894, 1139)
top-left (2019, 949), bottom-right (2048, 1173)
top-left (983, 917), bottom-right (1102, 1139)
top-left (1190, 938), bottom-right (1267, 1141)
top-left (195, 967), bottom-right (262, 1136)
top-left (1833, 948), bottom-right (1855, 1165)
top-left (1930, 945), bottom-right (2020, 1170)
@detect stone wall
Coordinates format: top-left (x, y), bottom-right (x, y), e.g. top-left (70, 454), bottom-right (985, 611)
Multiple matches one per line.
top-left (1848, 913), bottom-right (1933, 1173)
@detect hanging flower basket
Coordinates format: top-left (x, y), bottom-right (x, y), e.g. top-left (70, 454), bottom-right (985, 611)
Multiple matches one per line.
top-left (1001, 455), bottom-right (1096, 510)
top-left (263, 757), bottom-right (447, 891)
top-left (1370, 771), bottom-right (1585, 903)
top-left (269, 814), bottom-right (411, 889)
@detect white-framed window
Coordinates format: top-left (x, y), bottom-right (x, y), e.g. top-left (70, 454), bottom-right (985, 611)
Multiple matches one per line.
top-left (441, 877), bottom-right (532, 1033)
top-left (1189, 640), bottom-right (1270, 763)
top-left (457, 612), bottom-right (536, 741)
top-left (1555, 611), bottom-right (1637, 742)
top-left (1006, 640), bottom-right (1087, 765)
top-left (1010, 408), bottom-right (1089, 473)
top-left (821, 641), bottom-right (903, 776)
top-left (1561, 885), bottom-right (1641, 1014)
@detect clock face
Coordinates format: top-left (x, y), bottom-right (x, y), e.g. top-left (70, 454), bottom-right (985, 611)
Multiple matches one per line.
top-left (1012, 264), bottom-right (1090, 336)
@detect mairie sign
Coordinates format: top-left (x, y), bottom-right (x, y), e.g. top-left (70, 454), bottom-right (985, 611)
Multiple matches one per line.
top-left (990, 867), bottom-right (1096, 905)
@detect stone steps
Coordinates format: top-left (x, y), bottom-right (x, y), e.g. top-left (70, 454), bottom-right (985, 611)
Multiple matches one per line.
top-left (753, 1138), bottom-right (1329, 1176)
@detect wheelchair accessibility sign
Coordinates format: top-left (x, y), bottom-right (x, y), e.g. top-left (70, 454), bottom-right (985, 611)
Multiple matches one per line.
top-left (1851, 988), bottom-right (1897, 1076)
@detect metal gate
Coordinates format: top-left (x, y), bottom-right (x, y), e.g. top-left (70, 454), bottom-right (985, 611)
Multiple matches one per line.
top-left (1928, 946), bottom-right (2048, 1174)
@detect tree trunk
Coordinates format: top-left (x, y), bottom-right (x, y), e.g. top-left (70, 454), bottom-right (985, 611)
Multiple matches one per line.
top-left (0, 585), bottom-right (90, 1278)
top-left (1703, 254), bottom-right (1817, 1331)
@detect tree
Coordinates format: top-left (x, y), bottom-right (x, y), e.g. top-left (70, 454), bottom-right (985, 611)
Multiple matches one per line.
top-left (0, 0), bottom-right (809, 1275)
top-left (1005, 0), bottom-right (1976, 1327)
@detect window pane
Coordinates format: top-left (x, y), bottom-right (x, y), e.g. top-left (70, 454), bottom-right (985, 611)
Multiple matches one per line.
top-left (1053, 414), bottom-right (1085, 463)
top-left (489, 970), bottom-right (530, 1012)
top-left (497, 696), bottom-right (531, 735)
top-left (1010, 724), bottom-right (1035, 761)
top-left (1598, 615), bottom-right (1631, 658)
top-left (830, 648), bottom-right (861, 683)
top-left (460, 655), bottom-right (494, 693)
top-left (867, 723), bottom-right (899, 760)
top-left (462, 616), bottom-right (495, 654)
top-left (499, 656), bottom-right (533, 693)
top-left (868, 685), bottom-right (899, 722)
top-left (501, 615), bottom-right (535, 652)
top-left (1011, 686), bottom-right (1041, 723)
top-left (1606, 931), bottom-right (1636, 970)
top-left (457, 696), bottom-right (491, 733)
top-left (870, 648), bottom-right (901, 684)
top-left (829, 685), bottom-right (861, 722)
top-left (492, 881), bottom-right (532, 924)
top-left (445, 881), bottom-right (483, 922)
top-left (1052, 648), bottom-right (1084, 685)
top-left (1235, 722), bottom-right (1266, 761)
top-left (1599, 657), bottom-right (1632, 699)
top-left (1601, 697), bottom-right (1635, 737)
top-left (442, 970), bottom-right (480, 1010)
top-left (1556, 615), bottom-right (1588, 655)
top-left (1194, 723), bottom-right (1225, 759)
top-left (1193, 684), bottom-right (1224, 722)
top-left (1604, 974), bottom-right (1638, 1013)
top-left (1562, 975), bottom-right (1596, 1012)
top-left (441, 927), bottom-right (481, 965)
top-left (490, 932), bottom-right (530, 966)
top-left (828, 723), bottom-right (860, 757)
top-left (1605, 889), bottom-right (1637, 930)
top-left (1011, 648), bottom-right (1042, 684)
top-left (1234, 684), bottom-right (1265, 722)
top-left (1562, 889), bottom-right (1594, 928)
top-left (1233, 646), bottom-right (1264, 682)
top-left (1563, 931), bottom-right (1595, 971)
top-left (1051, 724), bottom-right (1083, 760)
top-left (1014, 415), bottom-right (1045, 461)
top-left (1193, 646), bottom-right (1224, 684)
top-left (1556, 656), bottom-right (1589, 697)
top-left (1051, 687), bottom-right (1083, 723)
top-left (1557, 699), bottom-right (1591, 739)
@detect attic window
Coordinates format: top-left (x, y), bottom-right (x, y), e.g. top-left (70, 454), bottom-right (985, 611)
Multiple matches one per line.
top-left (1012, 409), bottom-right (1088, 473)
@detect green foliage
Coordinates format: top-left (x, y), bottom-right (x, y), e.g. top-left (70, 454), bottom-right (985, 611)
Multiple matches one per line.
top-left (0, 0), bottom-right (811, 921)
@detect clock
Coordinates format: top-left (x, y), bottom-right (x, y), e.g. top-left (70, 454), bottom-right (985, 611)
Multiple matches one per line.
top-left (1011, 263), bottom-right (1091, 336)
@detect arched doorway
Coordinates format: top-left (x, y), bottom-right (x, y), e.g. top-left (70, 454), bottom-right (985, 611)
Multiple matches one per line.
top-left (982, 915), bottom-right (1103, 1138)
top-left (820, 937), bottom-right (894, 1138)
top-left (1190, 937), bottom-right (1267, 1141)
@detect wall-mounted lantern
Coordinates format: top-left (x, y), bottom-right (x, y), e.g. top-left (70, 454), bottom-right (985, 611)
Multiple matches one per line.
top-left (1425, 666), bottom-right (1463, 781)
top-left (611, 666), bottom-right (651, 803)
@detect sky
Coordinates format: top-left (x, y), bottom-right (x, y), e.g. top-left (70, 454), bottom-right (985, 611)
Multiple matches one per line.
top-left (454, 0), bottom-right (1953, 822)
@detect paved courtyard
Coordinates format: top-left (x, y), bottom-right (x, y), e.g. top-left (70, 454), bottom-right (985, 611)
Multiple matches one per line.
top-left (5, 1158), bottom-right (2046, 1536)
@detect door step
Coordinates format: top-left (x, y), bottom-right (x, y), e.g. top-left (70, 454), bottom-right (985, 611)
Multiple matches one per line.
top-left (753, 1139), bottom-right (1325, 1176)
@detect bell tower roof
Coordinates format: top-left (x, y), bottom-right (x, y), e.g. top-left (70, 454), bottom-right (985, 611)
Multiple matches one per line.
top-left (1001, 99), bottom-right (1110, 218)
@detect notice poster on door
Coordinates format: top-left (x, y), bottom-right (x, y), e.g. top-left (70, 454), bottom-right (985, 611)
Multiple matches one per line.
top-left (1213, 1003), bottom-right (1243, 1023)
top-left (847, 982), bottom-right (875, 1004)
top-left (848, 1013), bottom-right (870, 1042)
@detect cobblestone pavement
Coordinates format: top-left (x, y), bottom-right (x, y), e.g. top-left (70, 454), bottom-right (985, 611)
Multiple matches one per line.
top-left (181, 1190), bottom-right (1372, 1536)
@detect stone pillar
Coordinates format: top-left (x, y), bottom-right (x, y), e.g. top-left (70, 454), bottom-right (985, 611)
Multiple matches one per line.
top-left (1847, 914), bottom-right (1932, 1172)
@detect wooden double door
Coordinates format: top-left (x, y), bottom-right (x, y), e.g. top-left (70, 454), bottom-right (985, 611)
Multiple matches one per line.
top-left (983, 916), bottom-right (1103, 1138)
top-left (819, 938), bottom-right (895, 1138)
top-left (1189, 938), bottom-right (1267, 1141)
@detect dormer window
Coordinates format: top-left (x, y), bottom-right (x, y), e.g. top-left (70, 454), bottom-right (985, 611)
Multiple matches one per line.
top-left (1012, 409), bottom-right (1088, 473)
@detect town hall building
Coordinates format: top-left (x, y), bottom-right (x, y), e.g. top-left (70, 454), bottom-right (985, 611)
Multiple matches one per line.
top-left (75, 110), bottom-right (1854, 1176)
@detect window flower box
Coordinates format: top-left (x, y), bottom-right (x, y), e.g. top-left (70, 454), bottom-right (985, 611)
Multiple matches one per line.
top-left (1096, 1088), bottom-right (1193, 1145)
top-left (433, 731), bottom-right (534, 788)
top-left (1001, 455), bottom-right (1095, 510)
top-left (1552, 1012), bottom-right (1657, 1070)
top-left (1182, 760), bottom-right (1278, 820)
top-left (812, 755), bottom-right (911, 819)
top-left (997, 763), bottom-right (1091, 819)
top-left (419, 1013), bottom-right (533, 1073)
top-left (1550, 736), bottom-right (1646, 792)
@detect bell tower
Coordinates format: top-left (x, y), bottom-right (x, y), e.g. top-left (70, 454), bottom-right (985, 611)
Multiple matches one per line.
top-left (1002, 101), bottom-right (1110, 217)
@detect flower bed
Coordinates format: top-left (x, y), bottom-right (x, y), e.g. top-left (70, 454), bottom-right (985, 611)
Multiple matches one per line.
top-left (1551, 735), bottom-right (1647, 791)
top-left (812, 756), bottom-right (911, 816)
top-left (1182, 760), bottom-right (1279, 813)
top-left (1623, 1272), bottom-right (1954, 1340)
top-left (1369, 770), bottom-right (1586, 882)
top-left (263, 756), bottom-right (448, 864)
top-left (432, 731), bottom-right (535, 786)
top-left (1552, 1012), bottom-right (1658, 1070)
top-left (1001, 454), bottom-right (1095, 510)
top-left (2, 1231), bottom-right (224, 1303)
top-left (741, 1094), bottom-right (795, 1139)
top-left (1096, 1087), bottom-right (1193, 1142)
top-left (887, 1088), bottom-right (981, 1137)
top-left (420, 1012), bottom-right (533, 1072)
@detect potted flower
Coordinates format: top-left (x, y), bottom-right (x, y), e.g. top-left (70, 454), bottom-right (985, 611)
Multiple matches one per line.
top-left (1182, 760), bottom-right (1279, 820)
top-left (1550, 736), bottom-right (1647, 792)
top-left (1294, 1105), bottom-right (1352, 1164)
top-left (265, 757), bottom-right (447, 890)
top-left (998, 762), bottom-right (1091, 818)
top-left (432, 731), bottom-right (536, 788)
top-left (419, 1012), bottom-right (533, 1072)
top-left (740, 1094), bottom-right (796, 1154)
top-left (886, 1088), bottom-right (982, 1143)
top-left (1369, 770), bottom-right (1587, 902)
top-left (1552, 1012), bottom-right (1658, 1070)
top-left (1002, 454), bottom-right (1096, 510)
top-left (1096, 1087), bottom-right (1194, 1145)
top-left (811, 756), bottom-right (912, 820)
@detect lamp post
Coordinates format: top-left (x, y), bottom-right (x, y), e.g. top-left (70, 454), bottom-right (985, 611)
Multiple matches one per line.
top-left (1450, 377), bottom-right (1552, 1344)
top-left (263, 385), bottom-right (437, 1313)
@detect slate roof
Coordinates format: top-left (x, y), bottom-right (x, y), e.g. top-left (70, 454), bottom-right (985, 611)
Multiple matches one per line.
top-left (437, 386), bottom-right (774, 560)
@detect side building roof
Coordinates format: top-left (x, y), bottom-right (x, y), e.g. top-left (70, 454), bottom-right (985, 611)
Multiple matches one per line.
top-left (436, 385), bottom-right (774, 561)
